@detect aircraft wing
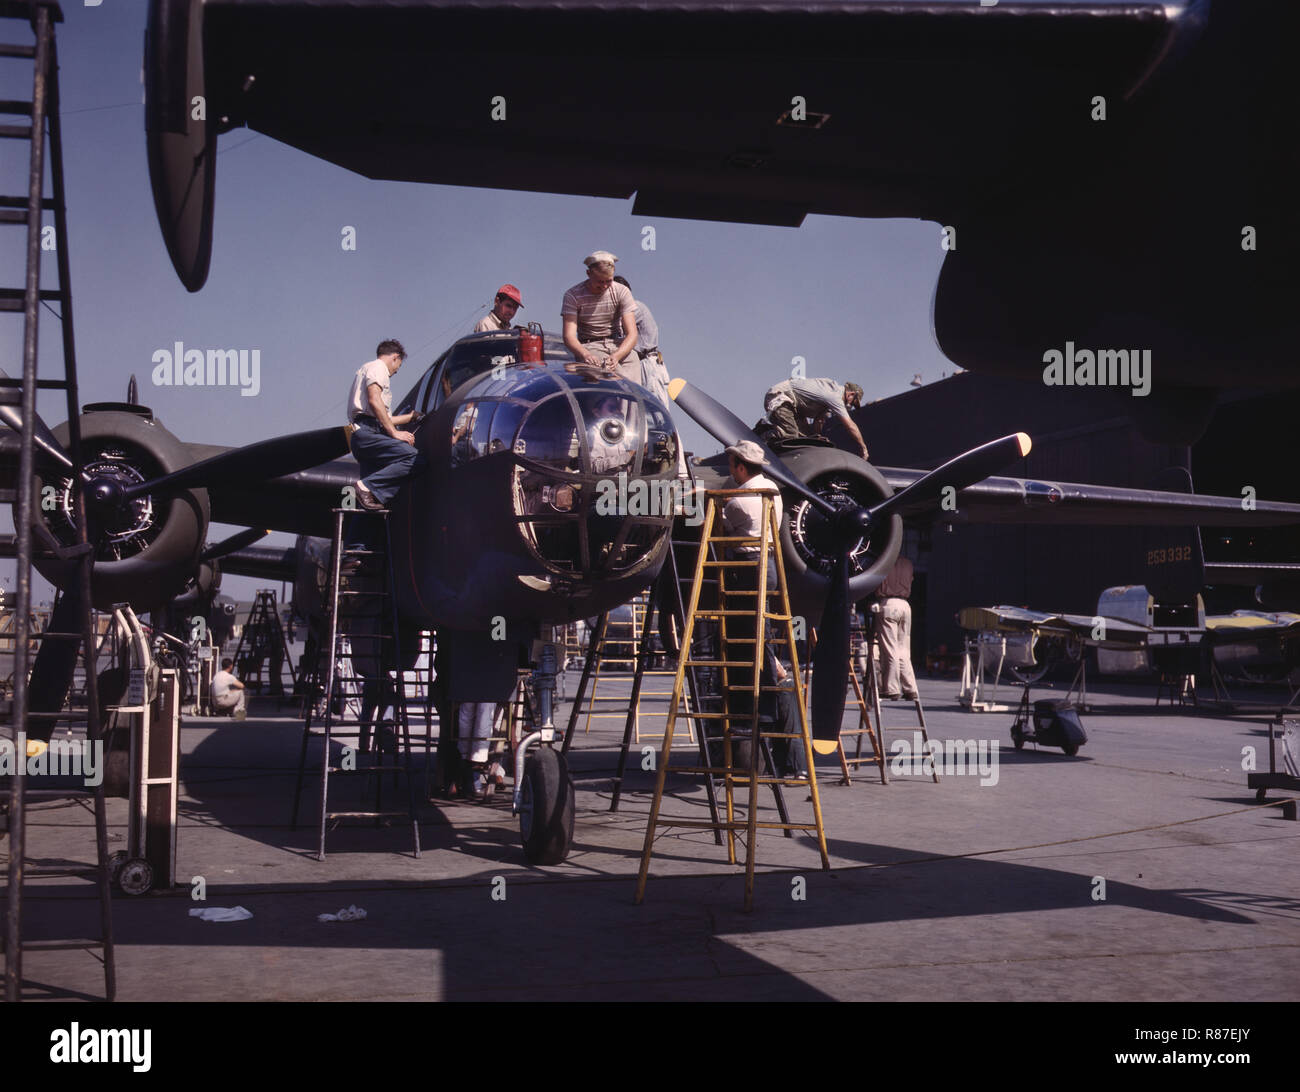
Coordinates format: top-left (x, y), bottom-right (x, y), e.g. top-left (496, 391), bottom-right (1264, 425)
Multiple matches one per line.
top-left (959, 605), bottom-right (1152, 649)
top-left (150, 0), bottom-right (1194, 284)
top-left (1204, 611), bottom-right (1300, 639)
top-left (875, 468), bottom-right (1300, 528)
top-left (180, 442), bottom-right (354, 537)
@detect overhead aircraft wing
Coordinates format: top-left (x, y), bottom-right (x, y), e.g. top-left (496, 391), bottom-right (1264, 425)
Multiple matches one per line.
top-left (148, 0), bottom-right (1194, 287)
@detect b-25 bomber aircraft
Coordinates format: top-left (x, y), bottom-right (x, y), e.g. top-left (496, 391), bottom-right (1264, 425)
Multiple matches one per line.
top-left (8, 324), bottom-right (1300, 863)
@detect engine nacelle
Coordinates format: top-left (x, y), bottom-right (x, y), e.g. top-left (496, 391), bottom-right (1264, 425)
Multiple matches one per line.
top-left (32, 405), bottom-right (209, 610)
top-left (774, 445), bottom-right (904, 619)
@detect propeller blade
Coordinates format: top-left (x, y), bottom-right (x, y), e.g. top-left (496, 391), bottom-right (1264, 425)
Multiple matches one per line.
top-left (26, 585), bottom-right (88, 743)
top-left (868, 432), bottom-right (1031, 522)
top-left (809, 553), bottom-right (851, 752)
top-left (0, 367), bottom-right (74, 472)
top-left (668, 378), bottom-right (837, 516)
top-left (121, 426), bottom-right (350, 501)
top-left (127, 374), bottom-right (139, 405)
top-left (200, 527), bottom-right (270, 563)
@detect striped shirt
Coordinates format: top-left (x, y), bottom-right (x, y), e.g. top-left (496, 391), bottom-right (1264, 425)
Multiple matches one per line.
top-left (561, 280), bottom-right (635, 343)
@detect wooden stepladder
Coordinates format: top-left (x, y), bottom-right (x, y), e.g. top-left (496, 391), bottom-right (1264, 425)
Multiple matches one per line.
top-left (635, 489), bottom-right (830, 911)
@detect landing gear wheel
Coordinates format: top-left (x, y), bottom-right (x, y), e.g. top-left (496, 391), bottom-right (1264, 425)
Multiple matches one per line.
top-left (1256, 787), bottom-right (1268, 803)
top-left (1061, 741), bottom-right (1079, 757)
top-left (519, 747), bottom-right (574, 865)
top-left (117, 857), bottom-right (154, 896)
top-left (1011, 731), bottom-right (1025, 751)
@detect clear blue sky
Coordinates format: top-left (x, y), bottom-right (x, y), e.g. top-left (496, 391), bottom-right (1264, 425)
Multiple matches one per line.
top-left (3, 3), bottom-right (971, 604)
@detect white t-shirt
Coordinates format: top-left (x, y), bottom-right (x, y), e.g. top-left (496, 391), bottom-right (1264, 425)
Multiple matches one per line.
top-left (347, 359), bottom-right (391, 423)
top-left (212, 669), bottom-right (240, 704)
top-left (722, 472), bottom-right (784, 556)
top-left (474, 311), bottom-right (510, 333)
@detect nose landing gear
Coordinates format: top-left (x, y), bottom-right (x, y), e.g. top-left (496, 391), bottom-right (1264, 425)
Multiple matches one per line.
top-left (512, 642), bottom-right (575, 864)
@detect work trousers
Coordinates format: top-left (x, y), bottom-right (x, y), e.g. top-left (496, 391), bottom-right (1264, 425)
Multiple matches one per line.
top-left (350, 421), bottom-right (425, 504)
top-left (878, 597), bottom-right (918, 698)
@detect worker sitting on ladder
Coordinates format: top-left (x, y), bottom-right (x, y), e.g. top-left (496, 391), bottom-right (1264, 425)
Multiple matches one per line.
top-left (719, 442), bottom-right (796, 770)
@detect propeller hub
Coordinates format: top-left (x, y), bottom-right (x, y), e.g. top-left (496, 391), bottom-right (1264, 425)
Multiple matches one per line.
top-left (88, 477), bottom-right (124, 511)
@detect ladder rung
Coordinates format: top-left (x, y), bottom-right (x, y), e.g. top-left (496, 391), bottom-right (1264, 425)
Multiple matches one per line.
top-left (0, 287), bottom-right (63, 306)
top-left (0, 98), bottom-right (30, 115)
top-left (0, 122), bottom-right (31, 138)
top-left (650, 819), bottom-right (821, 832)
top-left (669, 767), bottom-right (812, 784)
top-left (21, 938), bottom-right (108, 952)
top-left (0, 194), bottom-right (54, 208)
top-left (0, 44), bottom-right (36, 60)
top-left (702, 560), bottom-right (759, 568)
top-left (325, 810), bottom-right (413, 819)
top-left (0, 376), bottom-right (73, 388)
top-left (0, 208), bottom-right (26, 223)
top-left (20, 866), bottom-right (101, 879)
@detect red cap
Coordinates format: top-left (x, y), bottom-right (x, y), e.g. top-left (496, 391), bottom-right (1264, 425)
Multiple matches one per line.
top-left (496, 284), bottom-right (523, 306)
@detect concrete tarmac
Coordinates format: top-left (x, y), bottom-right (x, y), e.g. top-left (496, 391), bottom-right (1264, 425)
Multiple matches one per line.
top-left (7, 672), bottom-right (1299, 1002)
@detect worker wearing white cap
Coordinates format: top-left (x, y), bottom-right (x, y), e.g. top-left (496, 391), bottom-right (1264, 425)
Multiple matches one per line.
top-left (561, 250), bottom-right (642, 384)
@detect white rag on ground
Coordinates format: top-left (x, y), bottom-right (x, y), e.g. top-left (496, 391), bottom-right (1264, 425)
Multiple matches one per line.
top-left (188, 906), bottom-right (253, 922)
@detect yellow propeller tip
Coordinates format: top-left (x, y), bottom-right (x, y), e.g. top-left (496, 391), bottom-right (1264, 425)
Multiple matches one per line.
top-left (667, 377), bottom-right (686, 401)
top-left (1015, 432), bottom-right (1032, 456)
top-left (812, 740), bottom-right (838, 756)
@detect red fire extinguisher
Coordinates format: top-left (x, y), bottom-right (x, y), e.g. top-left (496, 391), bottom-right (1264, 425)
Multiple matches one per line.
top-left (518, 322), bottom-right (544, 363)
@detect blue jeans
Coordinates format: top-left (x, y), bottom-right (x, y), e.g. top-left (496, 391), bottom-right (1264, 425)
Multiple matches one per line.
top-left (350, 421), bottom-right (425, 504)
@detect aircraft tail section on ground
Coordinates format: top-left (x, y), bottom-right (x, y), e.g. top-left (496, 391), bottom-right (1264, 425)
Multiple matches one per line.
top-left (1140, 466), bottom-right (1204, 616)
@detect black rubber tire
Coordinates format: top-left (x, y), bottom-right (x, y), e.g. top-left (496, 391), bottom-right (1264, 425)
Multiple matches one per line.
top-left (1255, 787), bottom-right (1268, 803)
top-left (519, 747), bottom-right (574, 866)
top-left (1061, 741), bottom-right (1080, 757)
top-left (1012, 736), bottom-right (1025, 751)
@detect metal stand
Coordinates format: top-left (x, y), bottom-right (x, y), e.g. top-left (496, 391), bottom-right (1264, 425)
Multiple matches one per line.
top-left (290, 509), bottom-right (421, 859)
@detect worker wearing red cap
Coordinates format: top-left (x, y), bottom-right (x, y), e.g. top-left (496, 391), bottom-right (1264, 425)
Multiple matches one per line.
top-left (475, 284), bottom-right (523, 332)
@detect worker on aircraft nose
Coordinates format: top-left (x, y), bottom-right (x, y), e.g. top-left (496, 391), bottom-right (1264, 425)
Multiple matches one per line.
top-left (562, 250), bottom-right (642, 384)
top-left (475, 283), bottom-right (523, 332)
top-left (346, 338), bottom-right (426, 511)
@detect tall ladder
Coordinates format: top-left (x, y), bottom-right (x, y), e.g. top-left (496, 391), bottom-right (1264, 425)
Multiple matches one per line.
top-left (231, 589), bottom-right (296, 696)
top-left (290, 510), bottom-right (421, 859)
top-left (635, 490), bottom-right (829, 911)
top-left (861, 609), bottom-right (937, 784)
top-left (1, 0), bottom-right (115, 1002)
top-left (806, 625), bottom-right (888, 785)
